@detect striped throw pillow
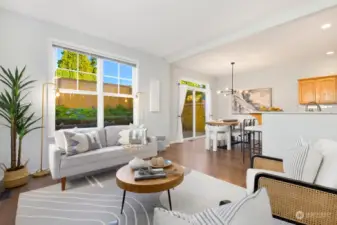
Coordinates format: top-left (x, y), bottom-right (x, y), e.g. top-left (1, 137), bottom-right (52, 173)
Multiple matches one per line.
top-left (284, 144), bottom-right (310, 180)
top-left (284, 137), bottom-right (323, 182)
top-left (154, 188), bottom-right (273, 225)
top-left (153, 208), bottom-right (191, 225)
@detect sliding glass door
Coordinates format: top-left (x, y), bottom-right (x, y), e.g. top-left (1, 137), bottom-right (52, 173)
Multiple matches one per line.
top-left (195, 91), bottom-right (206, 137)
top-left (182, 90), bottom-right (194, 138)
top-left (182, 89), bottom-right (206, 139)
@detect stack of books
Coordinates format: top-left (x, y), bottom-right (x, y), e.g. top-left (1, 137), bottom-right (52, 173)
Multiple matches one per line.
top-left (134, 168), bottom-right (167, 181)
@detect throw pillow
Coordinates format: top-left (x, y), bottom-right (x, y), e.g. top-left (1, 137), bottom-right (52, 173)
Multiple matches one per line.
top-left (153, 188), bottom-right (273, 225)
top-left (54, 127), bottom-right (79, 151)
top-left (129, 128), bottom-right (147, 145)
top-left (76, 128), bottom-right (107, 148)
top-left (283, 138), bottom-right (323, 182)
top-left (153, 208), bottom-right (191, 225)
top-left (118, 129), bottom-right (131, 145)
top-left (312, 139), bottom-right (337, 188)
top-left (63, 130), bottom-right (102, 156)
top-left (117, 124), bottom-right (147, 145)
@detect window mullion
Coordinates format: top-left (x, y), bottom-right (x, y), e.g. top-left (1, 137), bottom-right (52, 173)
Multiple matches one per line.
top-left (118, 63), bottom-right (121, 94)
top-left (97, 58), bottom-right (104, 128)
top-left (76, 52), bottom-right (79, 90)
top-left (132, 66), bottom-right (139, 125)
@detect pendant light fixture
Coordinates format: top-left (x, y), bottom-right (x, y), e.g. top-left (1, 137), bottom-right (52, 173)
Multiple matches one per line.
top-left (217, 62), bottom-right (236, 96)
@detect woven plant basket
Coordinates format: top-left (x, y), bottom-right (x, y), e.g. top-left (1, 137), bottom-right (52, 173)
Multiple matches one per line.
top-left (4, 166), bottom-right (29, 189)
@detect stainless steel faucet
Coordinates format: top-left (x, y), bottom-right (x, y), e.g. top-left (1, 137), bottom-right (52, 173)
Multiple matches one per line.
top-left (305, 102), bottom-right (322, 112)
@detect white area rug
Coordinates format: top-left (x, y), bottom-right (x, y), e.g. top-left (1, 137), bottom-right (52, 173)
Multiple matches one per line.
top-left (16, 168), bottom-right (246, 225)
top-left (160, 170), bottom-right (246, 213)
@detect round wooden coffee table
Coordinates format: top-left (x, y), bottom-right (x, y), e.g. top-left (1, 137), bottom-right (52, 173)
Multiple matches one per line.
top-left (116, 163), bottom-right (184, 213)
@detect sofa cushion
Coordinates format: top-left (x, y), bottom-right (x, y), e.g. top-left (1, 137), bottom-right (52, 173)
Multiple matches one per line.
top-left (60, 145), bottom-right (154, 169)
top-left (312, 139), bottom-right (337, 188)
top-left (246, 169), bottom-right (290, 195)
top-left (55, 129), bottom-right (68, 150)
top-left (105, 125), bottom-right (129, 146)
top-left (94, 128), bottom-right (107, 148)
top-left (61, 146), bottom-right (125, 168)
top-left (63, 131), bottom-right (102, 156)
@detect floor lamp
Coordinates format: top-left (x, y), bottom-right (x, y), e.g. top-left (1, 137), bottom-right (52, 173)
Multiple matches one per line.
top-left (32, 82), bottom-right (60, 178)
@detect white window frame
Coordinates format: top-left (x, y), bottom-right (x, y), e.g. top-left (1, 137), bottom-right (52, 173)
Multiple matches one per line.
top-left (47, 39), bottom-right (139, 138)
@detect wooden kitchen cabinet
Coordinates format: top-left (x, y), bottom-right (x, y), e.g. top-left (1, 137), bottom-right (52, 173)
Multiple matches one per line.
top-left (316, 77), bottom-right (337, 103)
top-left (298, 79), bottom-right (316, 104)
top-left (298, 75), bottom-right (337, 104)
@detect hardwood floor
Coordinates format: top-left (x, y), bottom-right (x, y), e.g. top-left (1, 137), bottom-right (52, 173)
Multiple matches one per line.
top-left (0, 138), bottom-right (250, 225)
top-left (160, 138), bottom-right (250, 187)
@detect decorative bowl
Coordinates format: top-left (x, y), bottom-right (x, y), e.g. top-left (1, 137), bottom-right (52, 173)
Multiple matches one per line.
top-left (150, 159), bottom-right (172, 168)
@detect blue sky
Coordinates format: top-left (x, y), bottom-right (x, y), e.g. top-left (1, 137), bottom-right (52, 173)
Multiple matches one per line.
top-left (56, 48), bottom-right (132, 85)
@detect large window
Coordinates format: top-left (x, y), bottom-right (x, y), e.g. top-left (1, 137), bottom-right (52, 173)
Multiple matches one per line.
top-left (54, 46), bottom-right (135, 130)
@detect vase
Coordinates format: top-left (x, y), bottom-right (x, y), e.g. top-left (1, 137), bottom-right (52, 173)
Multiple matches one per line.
top-left (3, 166), bottom-right (29, 189)
top-left (128, 157), bottom-right (148, 170)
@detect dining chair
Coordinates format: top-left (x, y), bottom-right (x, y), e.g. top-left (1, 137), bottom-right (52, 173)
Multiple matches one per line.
top-left (208, 125), bottom-right (230, 150)
top-left (240, 119), bottom-right (257, 163)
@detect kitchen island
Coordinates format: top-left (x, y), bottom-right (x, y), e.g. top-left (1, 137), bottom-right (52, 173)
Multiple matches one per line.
top-left (262, 112), bottom-right (337, 159)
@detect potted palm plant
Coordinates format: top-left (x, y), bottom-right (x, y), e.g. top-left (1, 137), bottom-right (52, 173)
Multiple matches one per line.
top-left (0, 66), bottom-right (41, 188)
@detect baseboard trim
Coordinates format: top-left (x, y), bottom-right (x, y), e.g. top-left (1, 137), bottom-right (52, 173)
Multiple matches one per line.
top-left (170, 140), bottom-right (183, 144)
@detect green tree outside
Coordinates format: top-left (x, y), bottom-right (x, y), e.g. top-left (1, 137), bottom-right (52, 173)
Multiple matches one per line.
top-left (57, 50), bottom-right (97, 74)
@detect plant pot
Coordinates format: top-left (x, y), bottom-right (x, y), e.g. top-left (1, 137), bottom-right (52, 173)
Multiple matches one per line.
top-left (3, 166), bottom-right (29, 189)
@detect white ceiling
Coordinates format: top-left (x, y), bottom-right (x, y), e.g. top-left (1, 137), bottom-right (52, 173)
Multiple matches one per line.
top-left (0, 0), bottom-right (337, 61)
top-left (174, 5), bottom-right (337, 76)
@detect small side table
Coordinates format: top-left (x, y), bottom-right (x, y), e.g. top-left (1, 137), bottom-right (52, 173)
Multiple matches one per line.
top-left (116, 163), bottom-right (184, 214)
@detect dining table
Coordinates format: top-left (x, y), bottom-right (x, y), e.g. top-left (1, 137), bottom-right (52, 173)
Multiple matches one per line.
top-left (205, 120), bottom-right (239, 151)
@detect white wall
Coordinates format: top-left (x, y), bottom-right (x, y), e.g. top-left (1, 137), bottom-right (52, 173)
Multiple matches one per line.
top-left (0, 9), bottom-right (170, 173)
top-left (216, 58), bottom-right (337, 118)
top-left (262, 113), bottom-right (337, 159)
top-left (170, 65), bottom-right (218, 142)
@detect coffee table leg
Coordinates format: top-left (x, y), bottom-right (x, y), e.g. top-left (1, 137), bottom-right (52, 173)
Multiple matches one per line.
top-left (121, 190), bottom-right (126, 214)
top-left (167, 189), bottom-right (172, 211)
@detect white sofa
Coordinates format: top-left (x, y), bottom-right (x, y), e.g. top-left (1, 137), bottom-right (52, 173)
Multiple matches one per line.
top-left (49, 125), bottom-right (157, 190)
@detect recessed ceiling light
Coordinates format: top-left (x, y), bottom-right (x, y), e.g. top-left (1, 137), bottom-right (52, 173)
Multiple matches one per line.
top-left (321, 23), bottom-right (332, 30)
top-left (326, 51), bottom-right (335, 55)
